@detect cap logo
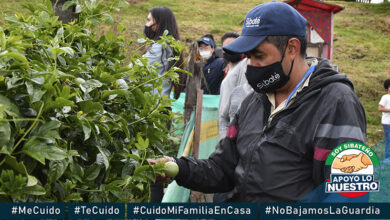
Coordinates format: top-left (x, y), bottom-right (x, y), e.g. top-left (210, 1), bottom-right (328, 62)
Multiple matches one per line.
top-left (245, 17), bottom-right (261, 28)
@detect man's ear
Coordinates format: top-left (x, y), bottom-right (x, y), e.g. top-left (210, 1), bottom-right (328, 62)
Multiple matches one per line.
top-left (287, 38), bottom-right (301, 59)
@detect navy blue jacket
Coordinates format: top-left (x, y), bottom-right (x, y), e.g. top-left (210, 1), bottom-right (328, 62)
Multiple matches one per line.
top-left (201, 55), bottom-right (225, 95)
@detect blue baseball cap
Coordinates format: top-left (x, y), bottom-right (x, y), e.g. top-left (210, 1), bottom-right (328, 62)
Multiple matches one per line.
top-left (223, 2), bottom-right (307, 54)
top-left (198, 36), bottom-right (216, 48)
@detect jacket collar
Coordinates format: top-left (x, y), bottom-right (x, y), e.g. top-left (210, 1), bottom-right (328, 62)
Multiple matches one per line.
top-left (206, 54), bottom-right (217, 64)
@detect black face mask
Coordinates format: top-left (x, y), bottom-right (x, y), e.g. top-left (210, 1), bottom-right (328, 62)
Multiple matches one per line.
top-left (245, 52), bottom-right (294, 94)
top-left (144, 25), bottom-right (156, 39)
top-left (223, 53), bottom-right (242, 63)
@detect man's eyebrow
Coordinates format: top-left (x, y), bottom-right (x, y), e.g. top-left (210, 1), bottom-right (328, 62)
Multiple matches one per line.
top-left (250, 48), bottom-right (263, 54)
top-left (247, 48), bottom-right (264, 55)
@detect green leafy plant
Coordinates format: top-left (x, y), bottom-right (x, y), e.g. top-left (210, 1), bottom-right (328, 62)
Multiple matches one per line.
top-left (0, 0), bottom-right (187, 202)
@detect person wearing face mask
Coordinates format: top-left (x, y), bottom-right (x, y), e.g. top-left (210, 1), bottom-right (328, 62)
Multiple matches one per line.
top-left (218, 32), bottom-right (249, 141)
top-left (215, 34), bottom-right (251, 202)
top-left (220, 32), bottom-right (245, 77)
top-left (150, 2), bottom-right (366, 202)
top-left (142, 6), bottom-right (184, 203)
top-left (143, 6), bottom-right (184, 99)
top-left (197, 35), bottom-right (226, 95)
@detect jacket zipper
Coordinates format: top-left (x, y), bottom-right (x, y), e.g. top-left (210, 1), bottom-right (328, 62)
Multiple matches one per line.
top-left (240, 95), bottom-right (269, 200)
top-left (240, 95), bottom-right (293, 199)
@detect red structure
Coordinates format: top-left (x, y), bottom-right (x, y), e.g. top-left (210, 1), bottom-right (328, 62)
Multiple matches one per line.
top-left (285, 0), bottom-right (343, 61)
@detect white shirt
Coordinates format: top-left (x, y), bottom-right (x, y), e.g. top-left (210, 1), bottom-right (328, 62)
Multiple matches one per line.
top-left (379, 93), bottom-right (390, 124)
top-left (267, 58), bottom-right (318, 119)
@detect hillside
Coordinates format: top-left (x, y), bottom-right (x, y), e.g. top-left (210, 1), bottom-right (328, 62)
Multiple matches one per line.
top-left (0, 0), bottom-right (389, 156)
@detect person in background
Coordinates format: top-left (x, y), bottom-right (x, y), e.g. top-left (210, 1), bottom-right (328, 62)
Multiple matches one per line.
top-left (215, 33), bottom-right (250, 202)
top-left (198, 35), bottom-right (225, 95)
top-left (205, 34), bottom-right (223, 58)
top-left (143, 6), bottom-right (183, 202)
top-left (378, 79), bottom-right (390, 163)
top-left (220, 32), bottom-right (245, 77)
top-left (143, 6), bottom-right (184, 100)
top-left (218, 32), bottom-right (249, 141)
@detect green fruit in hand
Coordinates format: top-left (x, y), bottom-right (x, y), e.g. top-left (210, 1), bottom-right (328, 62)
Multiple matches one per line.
top-left (164, 161), bottom-right (179, 177)
top-left (75, 77), bottom-right (85, 85)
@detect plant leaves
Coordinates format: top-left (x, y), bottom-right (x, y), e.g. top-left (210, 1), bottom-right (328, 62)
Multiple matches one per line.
top-left (22, 136), bottom-right (67, 165)
top-left (48, 159), bottom-right (68, 183)
top-left (26, 175), bottom-right (38, 187)
top-left (79, 100), bottom-right (103, 115)
top-left (62, 0), bottom-right (77, 11)
top-left (69, 160), bottom-right (84, 182)
top-left (6, 77), bottom-right (24, 89)
top-left (80, 79), bottom-right (103, 94)
top-left (96, 145), bottom-right (109, 170)
top-left (36, 120), bottom-right (61, 142)
top-left (22, 185), bottom-right (46, 195)
top-left (0, 94), bottom-right (20, 117)
top-left (133, 165), bottom-right (155, 182)
top-left (0, 0), bottom-right (185, 202)
top-left (30, 77), bottom-right (45, 85)
top-left (0, 121), bottom-right (10, 151)
top-left (102, 89), bottom-right (129, 99)
top-left (85, 164), bottom-right (100, 181)
top-left (4, 155), bottom-right (28, 174)
top-left (64, 192), bottom-right (83, 202)
top-left (0, 51), bottom-right (29, 68)
top-left (25, 82), bottom-right (46, 103)
top-left (75, 4), bottom-right (82, 14)
top-left (135, 134), bottom-right (148, 151)
top-left (79, 117), bottom-right (91, 141)
top-left (46, 97), bottom-right (76, 111)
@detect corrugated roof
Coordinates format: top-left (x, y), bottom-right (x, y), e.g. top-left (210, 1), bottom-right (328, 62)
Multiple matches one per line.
top-left (285, 0), bottom-right (344, 13)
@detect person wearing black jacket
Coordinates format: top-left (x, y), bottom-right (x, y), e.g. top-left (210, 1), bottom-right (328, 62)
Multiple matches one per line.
top-left (198, 35), bottom-right (226, 95)
top-left (150, 2), bottom-right (366, 202)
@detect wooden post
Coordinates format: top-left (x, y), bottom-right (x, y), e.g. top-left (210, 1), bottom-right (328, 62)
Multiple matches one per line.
top-left (193, 89), bottom-right (203, 159)
top-left (184, 41), bottom-right (212, 203)
top-left (184, 42), bottom-right (203, 126)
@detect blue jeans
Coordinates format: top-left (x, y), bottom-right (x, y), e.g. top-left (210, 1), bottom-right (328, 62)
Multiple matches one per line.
top-left (382, 124), bottom-right (390, 159)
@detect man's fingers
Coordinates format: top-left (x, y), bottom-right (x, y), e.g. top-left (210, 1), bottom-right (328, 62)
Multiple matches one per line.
top-left (341, 154), bottom-right (359, 162)
top-left (361, 154), bottom-right (372, 166)
top-left (147, 156), bottom-right (173, 165)
top-left (343, 166), bottom-right (353, 173)
top-left (148, 156), bottom-right (176, 183)
top-left (147, 158), bottom-right (157, 165)
top-left (340, 166), bottom-right (355, 173)
top-left (155, 173), bottom-right (172, 183)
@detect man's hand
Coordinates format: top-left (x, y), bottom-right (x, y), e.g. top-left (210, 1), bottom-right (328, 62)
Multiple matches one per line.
top-left (147, 156), bottom-right (175, 183)
top-left (332, 153), bottom-right (372, 173)
top-left (332, 158), bottom-right (355, 173)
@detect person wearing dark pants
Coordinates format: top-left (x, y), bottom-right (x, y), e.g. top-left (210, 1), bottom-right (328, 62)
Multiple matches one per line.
top-left (142, 6), bottom-right (183, 203)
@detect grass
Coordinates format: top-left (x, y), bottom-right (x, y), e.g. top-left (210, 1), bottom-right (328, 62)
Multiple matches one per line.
top-left (331, 1), bottom-right (390, 148)
top-left (119, 0), bottom-right (261, 42)
top-left (1, 0), bottom-right (389, 150)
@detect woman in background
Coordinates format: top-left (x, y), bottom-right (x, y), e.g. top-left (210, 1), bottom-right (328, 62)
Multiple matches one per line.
top-left (143, 6), bottom-right (183, 99)
top-left (143, 6), bottom-right (183, 203)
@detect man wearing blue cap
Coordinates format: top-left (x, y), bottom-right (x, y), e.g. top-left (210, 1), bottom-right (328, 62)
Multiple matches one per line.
top-left (197, 34), bottom-right (225, 95)
top-left (153, 2), bottom-right (366, 202)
